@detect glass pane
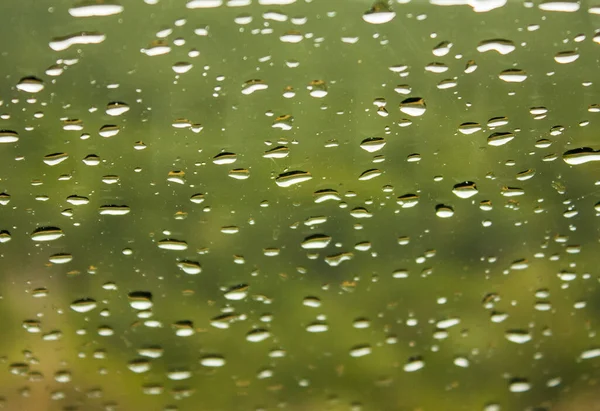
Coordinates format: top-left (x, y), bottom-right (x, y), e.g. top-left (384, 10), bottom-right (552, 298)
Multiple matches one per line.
top-left (1, 0), bottom-right (599, 410)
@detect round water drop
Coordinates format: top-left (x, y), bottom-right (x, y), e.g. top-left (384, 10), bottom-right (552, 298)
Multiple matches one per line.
top-left (138, 346), bottom-right (164, 358)
top-left (263, 146), bottom-right (289, 159)
top-left (554, 50), bottom-right (579, 64)
top-left (177, 260), bottom-right (202, 275)
top-left (498, 69), bottom-right (527, 83)
top-left (0, 130), bottom-right (19, 143)
top-left (143, 40), bottom-right (171, 56)
top-left (435, 205), bottom-right (454, 218)
top-left (397, 194), bottom-right (419, 208)
top-left (49, 253), bottom-right (73, 264)
top-left (454, 356), bottom-right (470, 368)
top-left (505, 330), bottom-right (532, 344)
top-left (510, 259), bottom-right (529, 270)
top-left (509, 378), bottom-right (531, 392)
top-left (360, 137), bottom-right (386, 153)
top-left (306, 322), bottom-right (329, 332)
top-left (70, 298), bottom-right (97, 313)
top-left (157, 239), bottom-right (188, 251)
top-left (16, 76), bottom-right (44, 93)
top-left (173, 62), bottom-right (193, 74)
top-left (301, 234), bottom-right (332, 250)
top-left (400, 97), bottom-right (427, 116)
top-left (488, 132), bottom-right (514, 146)
top-left (362, 1), bottom-right (396, 24)
top-left (200, 355), bottom-right (226, 367)
top-left (280, 31), bottom-right (304, 43)
top-left (128, 359), bottom-right (151, 373)
top-left (213, 152), bottom-right (237, 165)
top-left (452, 182), bottom-right (478, 199)
top-left (276, 170), bottom-right (312, 187)
top-left (31, 227), bottom-right (64, 242)
top-left (44, 153), bottom-right (69, 166)
top-left (580, 348), bottom-right (600, 359)
top-left (404, 357), bottom-right (425, 372)
top-left (458, 122), bottom-right (481, 135)
top-left (99, 205), bottom-right (130, 215)
top-left (358, 169), bottom-right (382, 181)
top-left (308, 80), bottom-right (328, 98)
top-left (228, 168), bottom-right (249, 180)
top-left (99, 125), bottom-right (120, 138)
top-left (106, 102), bottom-right (130, 116)
top-left (436, 318), bottom-right (460, 329)
top-left (246, 328), bottom-right (271, 342)
top-left (349, 344), bottom-right (372, 357)
top-left (302, 296), bottom-right (322, 307)
top-left (128, 291), bottom-right (153, 310)
top-left (224, 284), bottom-right (249, 300)
top-left (173, 321), bottom-right (195, 337)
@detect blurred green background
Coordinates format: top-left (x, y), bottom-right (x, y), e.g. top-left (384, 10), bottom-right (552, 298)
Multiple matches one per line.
top-left (0, 0), bottom-right (599, 410)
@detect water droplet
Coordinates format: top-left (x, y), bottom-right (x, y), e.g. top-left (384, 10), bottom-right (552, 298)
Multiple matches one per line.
top-left (477, 39), bottom-right (515, 55)
top-left (70, 298), bottom-right (97, 313)
top-left (399, 97), bottom-right (427, 116)
top-left (106, 101), bottom-right (130, 116)
top-left (488, 132), bottom-right (515, 146)
top-left (362, 1), bottom-right (395, 24)
top-left (224, 284), bottom-right (249, 300)
top-left (458, 122), bottom-right (481, 135)
top-left (509, 378), bottom-right (531, 392)
top-left (306, 322), bottom-right (329, 332)
top-left (128, 358), bottom-right (151, 373)
top-left (213, 152), bottom-right (237, 165)
top-left (563, 147), bottom-right (600, 165)
top-left (263, 146), bottom-right (289, 159)
top-left (242, 79), bottom-right (268, 95)
top-left (69, 1), bottom-right (124, 17)
top-left (435, 205), bottom-right (454, 218)
top-left (302, 296), bottom-right (322, 307)
top-left (554, 50), bottom-right (579, 64)
top-left (128, 291), bottom-right (153, 310)
top-left (98, 205), bottom-right (131, 215)
top-left (157, 239), bottom-right (188, 251)
top-left (16, 76), bottom-right (44, 93)
top-left (0, 130), bottom-right (19, 143)
top-left (539, 1), bottom-right (579, 12)
top-left (49, 32), bottom-right (106, 51)
top-left (505, 329), bottom-right (532, 344)
top-left (31, 227), bottom-right (64, 242)
top-left (308, 80), bottom-right (328, 98)
top-left (358, 169), bottom-right (382, 181)
top-left (580, 347), bottom-right (600, 359)
top-left (436, 318), bottom-right (460, 329)
top-left (276, 170), bottom-right (312, 187)
top-left (452, 182), bottom-right (478, 199)
top-left (246, 328), bottom-right (271, 342)
top-left (200, 355), bottom-right (226, 367)
top-left (301, 234), bottom-right (332, 249)
top-left (42, 153), bottom-right (70, 167)
top-left (349, 344), bottom-right (372, 357)
top-left (177, 260), bottom-right (202, 275)
top-left (404, 357), bottom-right (425, 372)
top-left (498, 69), bottom-right (527, 83)
top-left (360, 137), bottom-right (386, 153)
